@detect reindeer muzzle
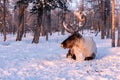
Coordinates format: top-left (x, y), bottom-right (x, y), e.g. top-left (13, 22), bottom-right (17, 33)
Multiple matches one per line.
top-left (60, 44), bottom-right (66, 49)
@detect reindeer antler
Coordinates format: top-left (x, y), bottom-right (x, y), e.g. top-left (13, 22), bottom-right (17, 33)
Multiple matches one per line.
top-left (63, 11), bottom-right (86, 33)
top-left (63, 22), bottom-right (74, 33)
top-left (74, 11), bottom-right (86, 31)
top-left (74, 11), bottom-right (85, 22)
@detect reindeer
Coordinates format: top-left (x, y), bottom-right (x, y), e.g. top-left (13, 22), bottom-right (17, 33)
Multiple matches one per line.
top-left (61, 11), bottom-right (97, 61)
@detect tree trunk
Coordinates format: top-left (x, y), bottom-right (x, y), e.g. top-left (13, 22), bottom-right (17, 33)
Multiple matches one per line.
top-left (111, 0), bottom-right (115, 47)
top-left (3, 0), bottom-right (6, 41)
top-left (48, 10), bottom-right (52, 36)
top-left (117, 12), bottom-right (120, 46)
top-left (45, 10), bottom-right (50, 41)
top-left (106, 14), bottom-right (111, 38)
top-left (24, 10), bottom-right (27, 37)
top-left (16, 4), bottom-right (25, 41)
top-left (61, 11), bottom-right (65, 35)
top-left (105, 0), bottom-right (111, 38)
top-left (32, 12), bottom-right (43, 43)
top-left (100, 0), bottom-right (105, 39)
top-left (32, 24), bottom-right (41, 43)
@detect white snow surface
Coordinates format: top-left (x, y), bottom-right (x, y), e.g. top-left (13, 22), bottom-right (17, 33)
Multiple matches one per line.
top-left (0, 32), bottom-right (120, 80)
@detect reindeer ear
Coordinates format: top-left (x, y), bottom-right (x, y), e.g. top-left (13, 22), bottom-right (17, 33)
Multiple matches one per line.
top-left (76, 33), bottom-right (82, 38)
top-left (79, 34), bottom-right (82, 38)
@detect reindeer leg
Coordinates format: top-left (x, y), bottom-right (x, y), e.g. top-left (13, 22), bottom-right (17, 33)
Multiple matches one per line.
top-left (85, 53), bottom-right (96, 60)
top-left (66, 49), bottom-right (72, 58)
top-left (66, 49), bottom-right (76, 60)
top-left (71, 54), bottom-right (76, 60)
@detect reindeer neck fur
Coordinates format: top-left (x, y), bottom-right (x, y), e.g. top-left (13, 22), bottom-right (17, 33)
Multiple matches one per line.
top-left (73, 36), bottom-right (91, 57)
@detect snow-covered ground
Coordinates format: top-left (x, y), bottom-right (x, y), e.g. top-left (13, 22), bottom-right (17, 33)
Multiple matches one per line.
top-left (0, 32), bottom-right (120, 80)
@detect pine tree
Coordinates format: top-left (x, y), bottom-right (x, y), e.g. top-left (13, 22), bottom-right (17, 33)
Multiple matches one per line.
top-left (3, 0), bottom-right (7, 41)
top-left (111, 0), bottom-right (115, 47)
top-left (117, 11), bottom-right (120, 46)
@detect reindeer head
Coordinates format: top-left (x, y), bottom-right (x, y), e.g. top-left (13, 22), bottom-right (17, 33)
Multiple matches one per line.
top-left (61, 11), bottom-right (86, 49)
top-left (61, 32), bottom-right (82, 48)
